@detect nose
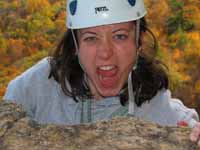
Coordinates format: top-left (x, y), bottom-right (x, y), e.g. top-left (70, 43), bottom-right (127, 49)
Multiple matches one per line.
top-left (97, 38), bottom-right (114, 60)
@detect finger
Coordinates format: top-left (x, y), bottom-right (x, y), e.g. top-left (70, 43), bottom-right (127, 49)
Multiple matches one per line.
top-left (198, 140), bottom-right (200, 149)
top-left (190, 123), bottom-right (200, 142)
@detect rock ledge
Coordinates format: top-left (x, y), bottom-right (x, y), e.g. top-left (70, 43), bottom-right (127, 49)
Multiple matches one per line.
top-left (0, 101), bottom-right (197, 150)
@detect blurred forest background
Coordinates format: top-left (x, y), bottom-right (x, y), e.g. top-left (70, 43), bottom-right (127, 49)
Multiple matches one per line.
top-left (0, 0), bottom-right (200, 114)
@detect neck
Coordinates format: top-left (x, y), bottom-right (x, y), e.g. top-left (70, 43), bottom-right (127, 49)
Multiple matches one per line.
top-left (84, 74), bottom-right (103, 100)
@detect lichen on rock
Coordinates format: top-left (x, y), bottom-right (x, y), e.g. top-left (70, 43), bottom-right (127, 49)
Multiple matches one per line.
top-left (0, 100), bottom-right (197, 150)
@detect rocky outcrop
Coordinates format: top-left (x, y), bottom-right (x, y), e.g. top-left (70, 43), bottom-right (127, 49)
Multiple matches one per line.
top-left (0, 101), bottom-right (197, 150)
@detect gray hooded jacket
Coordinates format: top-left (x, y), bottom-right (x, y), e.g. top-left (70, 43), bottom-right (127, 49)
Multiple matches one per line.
top-left (4, 57), bottom-right (199, 127)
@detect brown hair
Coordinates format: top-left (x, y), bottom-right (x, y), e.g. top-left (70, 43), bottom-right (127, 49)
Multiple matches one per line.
top-left (49, 18), bottom-right (168, 106)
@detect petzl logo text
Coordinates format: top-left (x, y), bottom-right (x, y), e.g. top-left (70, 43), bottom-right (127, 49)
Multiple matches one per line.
top-left (95, 6), bottom-right (109, 14)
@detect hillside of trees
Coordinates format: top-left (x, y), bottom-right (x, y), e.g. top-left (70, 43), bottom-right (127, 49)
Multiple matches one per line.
top-left (0, 0), bottom-right (200, 114)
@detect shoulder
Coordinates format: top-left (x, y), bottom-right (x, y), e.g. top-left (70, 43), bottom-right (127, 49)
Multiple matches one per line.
top-left (4, 57), bottom-right (52, 101)
top-left (146, 89), bottom-right (171, 106)
top-left (14, 57), bottom-right (50, 83)
top-left (20, 57), bottom-right (51, 81)
top-left (152, 89), bottom-right (199, 127)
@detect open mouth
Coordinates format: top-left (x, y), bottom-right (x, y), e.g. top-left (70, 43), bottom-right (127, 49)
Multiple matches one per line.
top-left (97, 65), bottom-right (118, 88)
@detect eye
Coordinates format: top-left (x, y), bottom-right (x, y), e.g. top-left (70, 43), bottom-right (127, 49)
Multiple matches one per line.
top-left (113, 34), bottom-right (128, 40)
top-left (83, 36), bottom-right (98, 43)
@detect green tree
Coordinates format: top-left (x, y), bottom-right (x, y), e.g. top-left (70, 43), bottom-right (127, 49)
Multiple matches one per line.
top-left (166, 0), bottom-right (194, 35)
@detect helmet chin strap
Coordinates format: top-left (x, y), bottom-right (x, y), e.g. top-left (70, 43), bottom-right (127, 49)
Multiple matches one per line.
top-left (128, 19), bottom-right (140, 116)
top-left (71, 29), bottom-right (86, 71)
top-left (71, 29), bottom-right (79, 55)
top-left (71, 29), bottom-right (90, 91)
top-left (71, 30), bottom-right (92, 122)
top-left (71, 20), bottom-right (141, 114)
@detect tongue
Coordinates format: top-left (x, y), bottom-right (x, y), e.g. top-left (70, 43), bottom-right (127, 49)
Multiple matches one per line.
top-left (97, 68), bottom-right (118, 88)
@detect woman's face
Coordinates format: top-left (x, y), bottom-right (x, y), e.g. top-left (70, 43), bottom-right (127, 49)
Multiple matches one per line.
top-left (77, 22), bottom-right (137, 99)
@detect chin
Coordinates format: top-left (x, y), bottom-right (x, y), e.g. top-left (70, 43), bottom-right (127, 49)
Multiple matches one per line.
top-left (98, 87), bottom-right (121, 97)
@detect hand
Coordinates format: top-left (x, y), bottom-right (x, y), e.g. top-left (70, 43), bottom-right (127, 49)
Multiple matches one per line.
top-left (178, 121), bottom-right (200, 148)
top-left (190, 122), bottom-right (200, 144)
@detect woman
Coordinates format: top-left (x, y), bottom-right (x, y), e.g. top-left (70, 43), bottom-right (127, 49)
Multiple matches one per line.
top-left (3, 0), bottom-right (200, 143)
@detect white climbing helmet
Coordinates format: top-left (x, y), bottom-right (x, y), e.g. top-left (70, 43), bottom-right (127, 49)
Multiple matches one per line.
top-left (67, 0), bottom-right (147, 29)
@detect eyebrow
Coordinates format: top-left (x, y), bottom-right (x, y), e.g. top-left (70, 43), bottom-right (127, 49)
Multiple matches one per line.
top-left (79, 28), bottom-right (130, 37)
top-left (79, 31), bottom-right (97, 37)
top-left (112, 28), bottom-right (130, 33)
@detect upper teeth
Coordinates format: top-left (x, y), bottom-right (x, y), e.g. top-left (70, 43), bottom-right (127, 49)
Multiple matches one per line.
top-left (99, 66), bottom-right (115, 71)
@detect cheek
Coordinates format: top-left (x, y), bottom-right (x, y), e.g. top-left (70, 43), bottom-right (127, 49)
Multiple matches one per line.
top-left (78, 47), bottom-right (96, 73)
top-left (117, 44), bottom-right (137, 66)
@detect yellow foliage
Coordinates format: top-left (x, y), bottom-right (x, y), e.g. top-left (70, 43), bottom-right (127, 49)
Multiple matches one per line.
top-left (0, 87), bottom-right (6, 98)
top-left (55, 19), bottom-right (66, 33)
top-left (7, 39), bottom-right (25, 58)
top-left (188, 32), bottom-right (200, 41)
top-left (184, 48), bottom-right (200, 59)
top-left (26, 0), bottom-right (51, 15)
top-left (11, 0), bottom-right (20, 9)
top-left (184, 4), bottom-right (200, 29)
top-left (57, 11), bottom-right (66, 20)
top-left (172, 49), bottom-right (182, 60)
top-left (145, 0), bottom-right (170, 30)
top-left (0, 65), bottom-right (23, 97)
top-left (195, 80), bottom-right (200, 94)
